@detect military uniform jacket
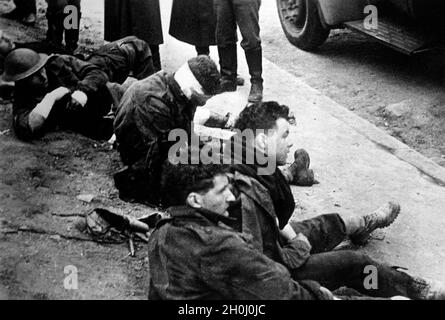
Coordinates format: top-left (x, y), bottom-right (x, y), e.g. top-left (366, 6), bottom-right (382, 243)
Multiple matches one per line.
top-left (12, 54), bottom-right (111, 141)
top-left (148, 206), bottom-right (329, 300)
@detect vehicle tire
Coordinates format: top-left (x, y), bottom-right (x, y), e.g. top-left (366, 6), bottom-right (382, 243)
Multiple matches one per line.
top-left (276, 0), bottom-right (330, 51)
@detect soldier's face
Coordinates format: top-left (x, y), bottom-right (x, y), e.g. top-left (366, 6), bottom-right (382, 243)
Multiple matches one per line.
top-left (21, 68), bottom-right (49, 92)
top-left (262, 118), bottom-right (293, 167)
top-left (197, 174), bottom-right (235, 216)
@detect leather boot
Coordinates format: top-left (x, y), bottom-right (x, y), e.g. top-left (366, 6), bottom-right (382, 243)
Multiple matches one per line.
top-left (245, 48), bottom-right (263, 103)
top-left (22, 13), bottom-right (36, 25)
top-left (346, 202), bottom-right (401, 245)
top-left (282, 149), bottom-right (318, 186)
top-left (218, 45), bottom-right (238, 92)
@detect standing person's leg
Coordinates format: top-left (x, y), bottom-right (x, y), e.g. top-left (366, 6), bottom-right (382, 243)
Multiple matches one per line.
top-left (3, 0), bottom-right (36, 24)
top-left (46, 0), bottom-right (65, 47)
top-left (64, 0), bottom-right (82, 53)
top-left (196, 46), bottom-right (210, 56)
top-left (215, 0), bottom-right (238, 92)
top-left (233, 0), bottom-right (262, 102)
top-left (15, 0), bottom-right (37, 14)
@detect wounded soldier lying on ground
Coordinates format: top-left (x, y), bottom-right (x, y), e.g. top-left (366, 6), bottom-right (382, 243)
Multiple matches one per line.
top-left (0, 34), bottom-right (156, 141)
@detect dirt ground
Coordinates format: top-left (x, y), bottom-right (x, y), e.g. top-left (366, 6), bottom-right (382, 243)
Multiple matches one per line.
top-left (1, 0), bottom-right (445, 300)
top-left (0, 0), bottom-right (156, 300)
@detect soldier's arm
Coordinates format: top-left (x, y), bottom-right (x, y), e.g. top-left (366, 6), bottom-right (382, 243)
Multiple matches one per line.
top-left (200, 232), bottom-right (332, 300)
top-left (62, 55), bottom-right (109, 95)
top-left (13, 87), bottom-right (70, 140)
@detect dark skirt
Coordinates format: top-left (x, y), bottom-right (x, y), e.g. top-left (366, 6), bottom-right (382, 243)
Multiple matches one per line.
top-left (104, 0), bottom-right (163, 45)
top-left (169, 0), bottom-right (216, 47)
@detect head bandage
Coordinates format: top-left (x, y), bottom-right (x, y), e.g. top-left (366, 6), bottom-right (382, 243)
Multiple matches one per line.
top-left (174, 62), bottom-right (205, 98)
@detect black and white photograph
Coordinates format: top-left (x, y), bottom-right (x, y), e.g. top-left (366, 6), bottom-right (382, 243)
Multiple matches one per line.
top-left (1, 0), bottom-right (445, 304)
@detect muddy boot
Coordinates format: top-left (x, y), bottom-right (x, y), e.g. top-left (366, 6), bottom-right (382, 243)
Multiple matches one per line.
top-left (283, 149), bottom-right (318, 186)
top-left (236, 75), bottom-right (245, 86)
top-left (347, 202), bottom-right (401, 245)
top-left (245, 48), bottom-right (263, 103)
top-left (218, 45), bottom-right (238, 93)
top-left (22, 12), bottom-right (36, 25)
top-left (412, 277), bottom-right (445, 300)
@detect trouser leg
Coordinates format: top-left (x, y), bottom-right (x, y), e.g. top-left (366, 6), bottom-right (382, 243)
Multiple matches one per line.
top-left (290, 214), bottom-right (347, 254)
top-left (46, 12), bottom-right (65, 47)
top-left (292, 250), bottom-right (430, 299)
top-left (215, 0), bottom-right (238, 87)
top-left (196, 46), bottom-right (210, 56)
top-left (232, 0), bottom-right (262, 101)
top-left (64, 7), bottom-right (81, 53)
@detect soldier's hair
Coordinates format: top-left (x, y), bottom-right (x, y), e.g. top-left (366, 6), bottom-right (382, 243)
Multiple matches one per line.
top-left (234, 101), bottom-right (290, 132)
top-left (188, 55), bottom-right (221, 95)
top-left (161, 156), bottom-right (229, 207)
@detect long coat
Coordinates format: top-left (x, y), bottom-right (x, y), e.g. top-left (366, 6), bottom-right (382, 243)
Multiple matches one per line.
top-left (169, 0), bottom-right (216, 47)
top-left (104, 0), bottom-right (163, 45)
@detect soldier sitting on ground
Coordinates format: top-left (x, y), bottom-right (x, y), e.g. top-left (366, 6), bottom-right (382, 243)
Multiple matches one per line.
top-left (113, 55), bottom-right (222, 207)
top-left (148, 157), bottom-right (334, 300)
top-left (1, 36), bottom-right (155, 141)
top-left (224, 101), bottom-right (445, 300)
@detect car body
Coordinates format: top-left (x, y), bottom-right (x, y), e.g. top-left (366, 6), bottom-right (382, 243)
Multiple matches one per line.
top-left (277, 0), bottom-right (445, 54)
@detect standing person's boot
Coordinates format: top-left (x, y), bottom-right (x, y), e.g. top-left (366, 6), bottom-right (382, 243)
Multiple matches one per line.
top-left (245, 47), bottom-right (263, 103)
top-left (218, 45), bottom-right (238, 93)
top-left (22, 12), bottom-right (36, 25)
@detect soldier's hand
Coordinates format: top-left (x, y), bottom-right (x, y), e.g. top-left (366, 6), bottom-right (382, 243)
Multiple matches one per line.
top-left (67, 98), bottom-right (83, 112)
top-left (71, 90), bottom-right (88, 107)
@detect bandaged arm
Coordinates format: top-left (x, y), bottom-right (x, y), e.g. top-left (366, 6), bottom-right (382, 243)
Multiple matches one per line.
top-left (28, 87), bottom-right (70, 132)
